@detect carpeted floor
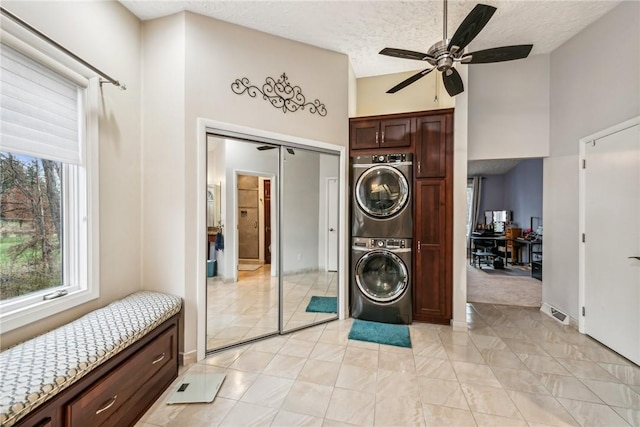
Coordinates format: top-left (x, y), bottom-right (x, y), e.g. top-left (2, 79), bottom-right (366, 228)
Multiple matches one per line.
top-left (466, 263), bottom-right (541, 307)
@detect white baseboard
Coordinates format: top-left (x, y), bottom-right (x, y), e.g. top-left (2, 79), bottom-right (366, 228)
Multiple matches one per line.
top-left (451, 320), bottom-right (468, 332)
top-left (180, 349), bottom-right (197, 366)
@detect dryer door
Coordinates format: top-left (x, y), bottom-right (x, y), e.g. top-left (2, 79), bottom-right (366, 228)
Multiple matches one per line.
top-left (355, 165), bottom-right (409, 219)
top-left (355, 250), bottom-right (408, 303)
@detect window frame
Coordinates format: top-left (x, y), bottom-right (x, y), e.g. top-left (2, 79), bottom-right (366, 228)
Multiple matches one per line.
top-left (0, 52), bottom-right (100, 333)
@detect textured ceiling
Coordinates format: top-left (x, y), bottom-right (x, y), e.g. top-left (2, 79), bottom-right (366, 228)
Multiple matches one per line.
top-left (120, 0), bottom-right (620, 77)
top-left (468, 158), bottom-right (524, 176)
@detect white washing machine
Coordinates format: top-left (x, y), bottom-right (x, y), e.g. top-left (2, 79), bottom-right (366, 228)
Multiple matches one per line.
top-left (351, 236), bottom-right (412, 324)
top-left (352, 153), bottom-right (412, 238)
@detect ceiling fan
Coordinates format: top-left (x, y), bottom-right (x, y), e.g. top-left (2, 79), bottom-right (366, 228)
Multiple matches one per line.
top-left (380, 0), bottom-right (533, 97)
top-left (257, 145), bottom-right (295, 154)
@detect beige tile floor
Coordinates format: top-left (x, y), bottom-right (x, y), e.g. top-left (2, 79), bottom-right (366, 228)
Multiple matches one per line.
top-left (207, 266), bottom-right (338, 351)
top-left (140, 303), bottom-right (640, 427)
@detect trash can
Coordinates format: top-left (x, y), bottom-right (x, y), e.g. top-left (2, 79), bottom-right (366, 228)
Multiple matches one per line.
top-left (207, 260), bottom-right (217, 277)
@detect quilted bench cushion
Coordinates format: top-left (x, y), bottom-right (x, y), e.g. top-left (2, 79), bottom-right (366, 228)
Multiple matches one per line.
top-left (0, 291), bottom-right (182, 427)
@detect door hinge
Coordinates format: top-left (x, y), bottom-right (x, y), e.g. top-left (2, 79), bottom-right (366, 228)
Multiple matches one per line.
top-left (582, 306), bottom-right (585, 316)
top-left (582, 159), bottom-right (586, 169)
top-left (582, 233), bottom-right (585, 243)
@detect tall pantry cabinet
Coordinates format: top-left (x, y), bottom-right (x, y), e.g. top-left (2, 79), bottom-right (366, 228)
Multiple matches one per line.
top-left (349, 109), bottom-right (454, 324)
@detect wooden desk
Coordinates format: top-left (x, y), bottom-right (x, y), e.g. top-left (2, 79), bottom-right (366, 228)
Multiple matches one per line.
top-left (470, 236), bottom-right (526, 266)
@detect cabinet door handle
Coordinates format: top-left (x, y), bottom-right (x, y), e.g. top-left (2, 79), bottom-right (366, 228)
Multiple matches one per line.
top-left (152, 352), bottom-right (166, 364)
top-left (417, 161), bottom-right (421, 173)
top-left (96, 395), bottom-right (118, 415)
top-left (34, 417), bottom-right (51, 427)
top-left (375, 131), bottom-right (379, 145)
top-left (381, 131), bottom-right (385, 144)
top-left (629, 256), bottom-right (640, 260)
top-left (417, 241), bottom-right (421, 253)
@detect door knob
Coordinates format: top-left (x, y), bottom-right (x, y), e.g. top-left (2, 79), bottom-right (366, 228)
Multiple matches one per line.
top-left (629, 256), bottom-right (640, 260)
top-left (329, 228), bottom-right (335, 232)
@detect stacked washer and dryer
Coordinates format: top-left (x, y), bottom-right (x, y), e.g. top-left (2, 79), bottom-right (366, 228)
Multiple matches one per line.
top-left (351, 153), bottom-right (413, 325)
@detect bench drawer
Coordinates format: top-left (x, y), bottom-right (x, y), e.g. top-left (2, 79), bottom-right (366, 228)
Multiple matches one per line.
top-left (66, 325), bottom-right (177, 426)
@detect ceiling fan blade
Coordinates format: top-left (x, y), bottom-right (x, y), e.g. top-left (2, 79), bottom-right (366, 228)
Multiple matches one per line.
top-left (379, 47), bottom-right (434, 61)
top-left (442, 68), bottom-right (464, 97)
top-left (387, 68), bottom-right (434, 94)
top-left (448, 4), bottom-right (496, 53)
top-left (461, 45), bottom-right (533, 64)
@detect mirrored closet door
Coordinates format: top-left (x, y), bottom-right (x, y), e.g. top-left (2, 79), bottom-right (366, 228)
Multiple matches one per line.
top-left (206, 134), bottom-right (339, 353)
top-left (281, 147), bottom-right (340, 332)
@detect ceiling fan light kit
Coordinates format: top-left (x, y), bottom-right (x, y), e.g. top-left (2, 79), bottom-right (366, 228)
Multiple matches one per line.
top-left (380, 1), bottom-right (533, 97)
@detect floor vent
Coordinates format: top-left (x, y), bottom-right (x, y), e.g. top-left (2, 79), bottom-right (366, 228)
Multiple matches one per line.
top-left (551, 308), bottom-right (567, 322)
top-left (540, 303), bottom-right (570, 325)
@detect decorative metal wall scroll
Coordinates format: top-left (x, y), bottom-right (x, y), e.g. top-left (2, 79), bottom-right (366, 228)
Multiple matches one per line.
top-left (231, 73), bottom-right (327, 117)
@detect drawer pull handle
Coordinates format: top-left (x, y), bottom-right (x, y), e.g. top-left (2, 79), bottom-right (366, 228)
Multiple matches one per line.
top-left (152, 353), bottom-right (166, 364)
top-left (96, 395), bottom-right (117, 415)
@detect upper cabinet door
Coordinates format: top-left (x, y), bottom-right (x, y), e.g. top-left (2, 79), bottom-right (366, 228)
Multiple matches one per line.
top-left (415, 115), bottom-right (448, 178)
top-left (380, 118), bottom-right (412, 149)
top-left (350, 118), bottom-right (412, 150)
top-left (350, 120), bottom-right (380, 150)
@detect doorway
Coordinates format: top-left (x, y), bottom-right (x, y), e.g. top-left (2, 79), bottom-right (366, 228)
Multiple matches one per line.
top-left (466, 158), bottom-right (543, 307)
top-left (264, 180), bottom-right (271, 265)
top-left (237, 174), bottom-right (260, 262)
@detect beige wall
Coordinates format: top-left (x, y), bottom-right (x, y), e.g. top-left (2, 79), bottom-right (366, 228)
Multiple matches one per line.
top-left (141, 14), bottom-right (186, 299)
top-left (356, 69), bottom-right (454, 117)
top-left (142, 12), bottom-right (350, 355)
top-left (468, 54), bottom-right (550, 160)
top-left (1, 1), bottom-right (142, 349)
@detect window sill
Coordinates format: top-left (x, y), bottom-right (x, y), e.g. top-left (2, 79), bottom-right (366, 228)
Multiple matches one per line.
top-left (0, 287), bottom-right (99, 334)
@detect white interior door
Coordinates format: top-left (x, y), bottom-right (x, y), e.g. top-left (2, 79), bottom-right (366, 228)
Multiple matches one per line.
top-left (327, 177), bottom-right (339, 272)
top-left (584, 122), bottom-right (640, 365)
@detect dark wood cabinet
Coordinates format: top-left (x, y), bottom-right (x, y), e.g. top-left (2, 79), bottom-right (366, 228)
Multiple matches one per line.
top-left (414, 180), bottom-right (452, 323)
top-left (415, 114), bottom-right (447, 178)
top-left (350, 117), bottom-right (411, 151)
top-left (16, 315), bottom-right (179, 427)
top-left (349, 108), bottom-right (454, 325)
top-left (413, 111), bottom-right (453, 323)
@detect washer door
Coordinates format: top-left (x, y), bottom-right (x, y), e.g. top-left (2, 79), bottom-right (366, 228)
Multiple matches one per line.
top-left (355, 165), bottom-right (409, 218)
top-left (355, 250), bottom-right (408, 303)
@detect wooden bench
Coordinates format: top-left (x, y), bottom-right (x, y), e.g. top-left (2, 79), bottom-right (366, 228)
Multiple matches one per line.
top-left (0, 291), bottom-right (182, 427)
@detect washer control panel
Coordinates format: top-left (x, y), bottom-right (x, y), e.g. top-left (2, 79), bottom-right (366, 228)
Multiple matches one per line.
top-left (370, 239), bottom-right (406, 249)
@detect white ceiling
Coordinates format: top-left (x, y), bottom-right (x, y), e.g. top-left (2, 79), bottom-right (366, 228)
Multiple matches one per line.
top-left (120, 0), bottom-right (620, 78)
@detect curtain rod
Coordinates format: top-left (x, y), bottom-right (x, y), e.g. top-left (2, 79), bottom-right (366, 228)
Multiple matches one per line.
top-left (0, 7), bottom-right (126, 90)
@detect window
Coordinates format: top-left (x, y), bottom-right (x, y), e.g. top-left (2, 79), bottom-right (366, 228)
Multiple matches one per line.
top-left (0, 40), bottom-right (99, 333)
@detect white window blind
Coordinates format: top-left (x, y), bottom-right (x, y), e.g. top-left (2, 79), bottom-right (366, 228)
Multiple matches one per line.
top-left (1, 43), bottom-right (84, 165)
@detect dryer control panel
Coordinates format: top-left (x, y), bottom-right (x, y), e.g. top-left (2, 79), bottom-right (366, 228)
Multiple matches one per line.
top-left (371, 153), bottom-right (408, 163)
